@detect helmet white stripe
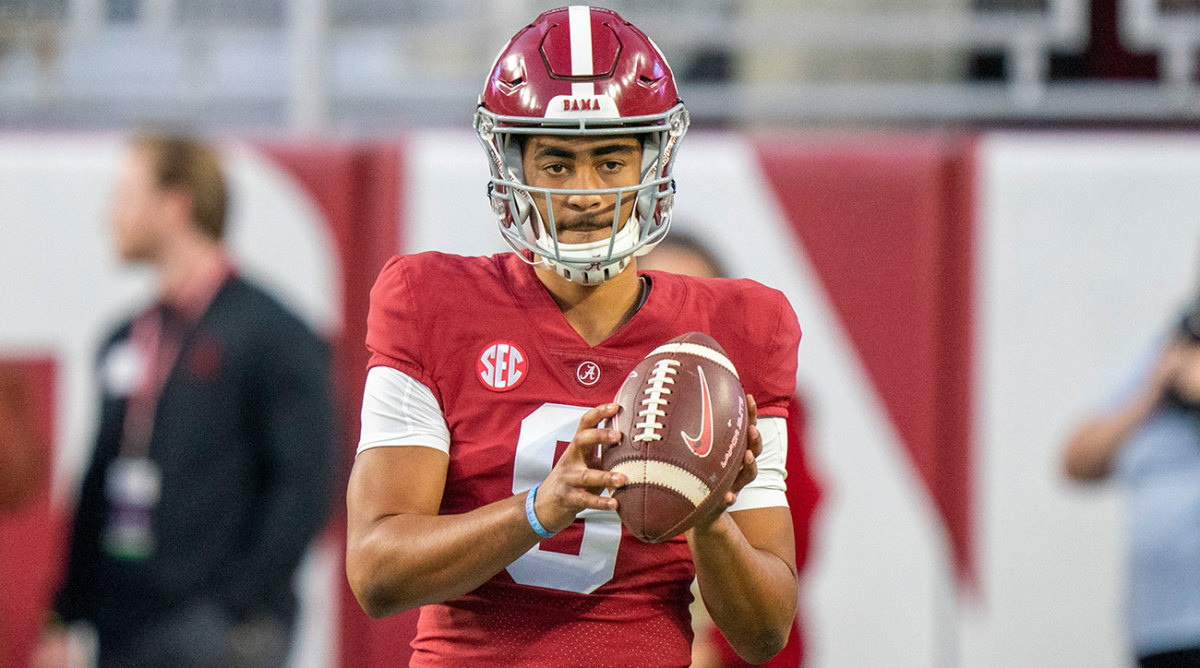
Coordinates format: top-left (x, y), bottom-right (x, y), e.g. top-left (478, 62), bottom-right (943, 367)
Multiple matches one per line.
top-left (569, 6), bottom-right (596, 97)
top-left (568, 6), bottom-right (594, 77)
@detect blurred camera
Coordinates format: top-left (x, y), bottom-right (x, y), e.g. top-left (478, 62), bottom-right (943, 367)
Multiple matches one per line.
top-left (1180, 304), bottom-right (1200, 344)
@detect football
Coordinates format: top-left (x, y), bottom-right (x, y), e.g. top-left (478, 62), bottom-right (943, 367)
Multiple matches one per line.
top-left (602, 331), bottom-right (748, 543)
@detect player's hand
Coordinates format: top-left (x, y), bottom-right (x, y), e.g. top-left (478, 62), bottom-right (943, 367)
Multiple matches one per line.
top-left (31, 624), bottom-right (74, 668)
top-left (1166, 341), bottom-right (1200, 404)
top-left (691, 393), bottom-right (761, 531)
top-left (1150, 341), bottom-right (1186, 398)
top-left (533, 403), bottom-right (627, 535)
top-left (730, 394), bottom-right (763, 497)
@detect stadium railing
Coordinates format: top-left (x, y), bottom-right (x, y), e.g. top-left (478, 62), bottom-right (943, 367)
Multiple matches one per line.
top-left (0, 0), bottom-right (1197, 130)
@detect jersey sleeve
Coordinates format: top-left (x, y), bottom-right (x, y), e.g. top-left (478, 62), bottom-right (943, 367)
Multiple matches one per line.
top-left (752, 287), bottom-right (802, 420)
top-left (365, 255), bottom-right (442, 405)
top-left (358, 366), bottom-right (451, 456)
top-left (728, 415), bottom-right (789, 511)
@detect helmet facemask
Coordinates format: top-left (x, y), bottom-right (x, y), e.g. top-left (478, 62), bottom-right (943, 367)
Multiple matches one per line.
top-left (476, 105), bottom-right (689, 285)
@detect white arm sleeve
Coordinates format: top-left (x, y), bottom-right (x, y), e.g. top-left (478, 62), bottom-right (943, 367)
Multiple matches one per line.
top-left (357, 365), bottom-right (451, 456)
top-left (727, 416), bottom-right (789, 512)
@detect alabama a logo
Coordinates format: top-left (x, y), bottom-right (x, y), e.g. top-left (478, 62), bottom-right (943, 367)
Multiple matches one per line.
top-left (576, 361), bottom-right (601, 387)
top-left (681, 366), bottom-right (714, 456)
top-left (477, 341), bottom-right (528, 392)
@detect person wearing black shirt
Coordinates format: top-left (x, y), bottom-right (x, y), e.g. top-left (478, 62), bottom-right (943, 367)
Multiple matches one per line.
top-left (34, 133), bottom-right (335, 668)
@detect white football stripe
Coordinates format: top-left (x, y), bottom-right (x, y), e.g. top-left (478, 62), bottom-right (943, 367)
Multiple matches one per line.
top-left (648, 341), bottom-right (739, 378)
top-left (611, 460), bottom-right (711, 506)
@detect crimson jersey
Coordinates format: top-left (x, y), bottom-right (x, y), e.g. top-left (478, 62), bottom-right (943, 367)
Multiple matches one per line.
top-left (365, 251), bottom-right (801, 668)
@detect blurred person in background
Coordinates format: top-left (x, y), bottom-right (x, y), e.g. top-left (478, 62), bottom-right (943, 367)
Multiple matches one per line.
top-left (1062, 296), bottom-right (1200, 667)
top-left (0, 363), bottom-right (48, 512)
top-left (640, 231), bottom-right (823, 668)
top-left (34, 133), bottom-right (335, 668)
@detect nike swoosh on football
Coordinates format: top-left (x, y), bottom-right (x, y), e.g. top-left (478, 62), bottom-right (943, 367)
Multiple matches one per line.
top-left (681, 365), bottom-right (714, 457)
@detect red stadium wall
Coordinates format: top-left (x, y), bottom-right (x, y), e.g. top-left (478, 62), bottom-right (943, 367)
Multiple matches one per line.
top-left (253, 142), bottom-right (415, 668)
top-left (0, 357), bottom-right (60, 668)
top-left (755, 134), bottom-right (977, 585)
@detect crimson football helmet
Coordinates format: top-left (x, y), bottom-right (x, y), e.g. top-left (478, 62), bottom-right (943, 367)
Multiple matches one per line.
top-left (475, 5), bottom-right (689, 285)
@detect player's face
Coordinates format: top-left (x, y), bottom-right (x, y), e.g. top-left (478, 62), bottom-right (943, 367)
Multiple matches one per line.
top-left (110, 148), bottom-right (168, 263)
top-left (522, 135), bottom-right (642, 245)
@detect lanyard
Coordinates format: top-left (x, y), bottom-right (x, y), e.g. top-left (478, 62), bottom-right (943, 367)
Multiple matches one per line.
top-left (117, 261), bottom-right (232, 458)
top-left (119, 306), bottom-right (188, 458)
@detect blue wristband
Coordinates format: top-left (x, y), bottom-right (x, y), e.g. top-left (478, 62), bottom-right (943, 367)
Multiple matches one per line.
top-left (525, 483), bottom-right (557, 539)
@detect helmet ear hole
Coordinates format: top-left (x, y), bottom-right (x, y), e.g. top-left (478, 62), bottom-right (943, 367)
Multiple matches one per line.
top-left (513, 188), bottom-right (539, 240)
top-left (634, 177), bottom-right (657, 225)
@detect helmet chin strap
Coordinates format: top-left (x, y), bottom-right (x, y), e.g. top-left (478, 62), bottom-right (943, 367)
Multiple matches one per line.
top-left (510, 158), bottom-right (670, 286)
top-left (529, 207), bottom-right (642, 286)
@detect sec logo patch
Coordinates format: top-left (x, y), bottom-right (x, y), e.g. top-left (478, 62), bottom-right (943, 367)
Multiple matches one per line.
top-left (477, 341), bottom-right (528, 391)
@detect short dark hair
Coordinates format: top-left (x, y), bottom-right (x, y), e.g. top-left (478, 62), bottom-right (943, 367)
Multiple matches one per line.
top-left (132, 133), bottom-right (228, 241)
top-left (653, 230), bottom-right (727, 279)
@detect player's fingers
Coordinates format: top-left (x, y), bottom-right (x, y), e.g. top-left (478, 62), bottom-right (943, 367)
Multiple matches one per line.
top-left (746, 393), bottom-right (758, 426)
top-left (568, 427), bottom-right (620, 461)
top-left (577, 402), bottom-right (620, 432)
top-left (746, 422), bottom-right (763, 458)
top-left (573, 467), bottom-right (626, 490)
top-left (567, 489), bottom-right (618, 512)
top-left (546, 482), bottom-right (617, 513)
top-left (731, 449), bottom-right (758, 493)
top-left (569, 404), bottom-right (621, 461)
top-left (536, 482), bottom-right (615, 531)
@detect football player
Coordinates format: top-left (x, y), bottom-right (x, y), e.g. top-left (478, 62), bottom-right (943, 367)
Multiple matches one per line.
top-left (346, 6), bottom-right (801, 666)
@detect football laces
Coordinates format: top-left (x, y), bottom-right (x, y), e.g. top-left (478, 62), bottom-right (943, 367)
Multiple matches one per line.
top-left (634, 359), bottom-right (679, 442)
